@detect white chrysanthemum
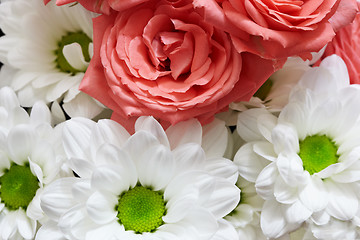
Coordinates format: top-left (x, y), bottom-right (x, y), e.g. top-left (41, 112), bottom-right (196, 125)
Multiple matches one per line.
top-left (39, 116), bottom-right (240, 240)
top-left (0, 0), bottom-right (106, 120)
top-left (234, 55), bottom-right (360, 239)
top-left (0, 87), bottom-right (63, 240)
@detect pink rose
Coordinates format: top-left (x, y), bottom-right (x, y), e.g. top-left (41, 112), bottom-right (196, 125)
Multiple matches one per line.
top-left (193, 0), bottom-right (358, 60)
top-left (80, 0), bottom-right (283, 130)
top-left (43, 0), bottom-right (148, 14)
top-left (319, 13), bottom-right (360, 84)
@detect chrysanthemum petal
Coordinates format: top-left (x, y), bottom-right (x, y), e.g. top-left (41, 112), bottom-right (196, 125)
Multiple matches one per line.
top-left (137, 145), bottom-right (175, 191)
top-left (235, 143), bottom-right (270, 182)
top-left (299, 176), bottom-right (328, 212)
top-left (135, 116), bottom-right (170, 148)
top-left (201, 118), bottom-right (228, 158)
top-left (86, 191), bottom-right (117, 225)
top-left (16, 209), bottom-right (36, 239)
top-left (166, 118), bottom-right (202, 150)
top-left (325, 180), bottom-right (358, 220)
top-left (7, 125), bottom-right (35, 165)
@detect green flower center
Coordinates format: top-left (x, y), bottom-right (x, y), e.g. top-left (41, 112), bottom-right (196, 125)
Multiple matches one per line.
top-left (299, 135), bottom-right (339, 175)
top-left (0, 164), bottom-right (39, 210)
top-left (254, 78), bottom-right (273, 101)
top-left (55, 31), bottom-right (92, 74)
top-left (116, 186), bottom-right (166, 233)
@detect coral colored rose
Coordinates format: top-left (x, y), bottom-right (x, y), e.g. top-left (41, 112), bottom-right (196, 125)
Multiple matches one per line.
top-left (193, 0), bottom-right (358, 60)
top-left (43, 0), bottom-right (148, 14)
top-left (319, 13), bottom-right (360, 84)
top-left (80, 0), bottom-right (284, 129)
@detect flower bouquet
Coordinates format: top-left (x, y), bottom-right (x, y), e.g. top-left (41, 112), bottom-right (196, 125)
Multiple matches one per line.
top-left (0, 0), bottom-right (359, 239)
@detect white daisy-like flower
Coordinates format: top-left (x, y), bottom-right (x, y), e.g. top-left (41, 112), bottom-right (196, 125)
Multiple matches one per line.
top-left (0, 87), bottom-right (63, 240)
top-left (39, 116), bottom-right (240, 240)
top-left (234, 55), bottom-right (360, 239)
top-left (0, 0), bottom-right (106, 120)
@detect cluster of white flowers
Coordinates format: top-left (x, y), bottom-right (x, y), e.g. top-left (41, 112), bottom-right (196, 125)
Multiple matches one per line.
top-left (0, 0), bottom-right (107, 122)
top-left (0, 0), bottom-right (360, 240)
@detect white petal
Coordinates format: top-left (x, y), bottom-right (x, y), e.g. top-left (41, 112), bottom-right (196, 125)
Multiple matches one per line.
top-left (257, 112), bottom-right (277, 143)
top-left (29, 158), bottom-right (44, 186)
top-left (211, 219), bottom-right (238, 240)
top-left (91, 166), bottom-right (132, 195)
top-left (203, 179), bottom-right (240, 218)
top-left (58, 204), bottom-right (93, 239)
top-left (16, 209), bottom-right (36, 239)
top-left (255, 163), bottom-right (278, 199)
top-left (319, 55), bottom-right (349, 90)
top-left (285, 200), bottom-right (312, 224)
top-left (50, 100), bottom-right (66, 125)
top-left (325, 180), bottom-right (358, 220)
top-left (94, 143), bottom-right (137, 188)
top-left (311, 210), bottom-right (330, 225)
top-left (30, 141), bottom-right (59, 184)
top-left (136, 145), bottom-right (175, 191)
top-left (278, 100), bottom-right (309, 140)
top-left (63, 118), bottom-right (95, 160)
top-left (299, 176), bottom-right (328, 212)
top-left (26, 189), bottom-right (44, 220)
top-left (135, 116), bottom-right (170, 148)
top-left (234, 143), bottom-right (270, 182)
top-left (62, 43), bottom-right (88, 71)
top-left (69, 157), bottom-right (95, 179)
top-left (166, 118), bottom-right (202, 150)
top-left (86, 191), bottom-right (117, 225)
top-left (36, 221), bottom-right (67, 240)
top-left (40, 178), bottom-right (79, 220)
top-left (205, 157), bottom-right (238, 184)
top-left (46, 77), bottom-right (78, 103)
top-left (276, 152), bottom-right (306, 187)
top-left (271, 124), bottom-right (299, 154)
top-left (296, 62), bottom-right (343, 97)
top-left (253, 142), bottom-right (277, 162)
top-left (308, 98), bottom-right (341, 135)
top-left (274, 177), bottom-right (298, 204)
top-left (172, 143), bottom-right (206, 175)
top-left (8, 106), bottom-right (31, 125)
top-left (71, 178), bottom-right (93, 202)
top-left (260, 200), bottom-right (288, 239)
top-left (85, 222), bottom-right (124, 240)
top-left (92, 119), bottom-right (130, 150)
top-left (163, 191), bottom-right (197, 223)
top-left (0, 87), bottom-right (20, 110)
top-left (331, 160), bottom-right (360, 183)
top-left (7, 125), bottom-right (35, 165)
top-left (180, 207), bottom-right (218, 239)
top-left (0, 210), bottom-right (18, 239)
top-left (237, 108), bottom-right (270, 142)
top-left (164, 171), bottom-right (207, 204)
top-left (30, 101), bottom-right (51, 126)
top-left (62, 93), bottom-right (104, 119)
top-left (201, 118), bottom-right (228, 158)
top-left (122, 131), bottom-right (160, 164)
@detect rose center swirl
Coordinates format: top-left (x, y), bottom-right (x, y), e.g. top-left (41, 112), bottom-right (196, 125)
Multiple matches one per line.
top-left (116, 186), bottom-right (166, 233)
top-left (0, 164), bottom-right (39, 210)
top-left (54, 31), bottom-right (92, 74)
top-left (299, 135), bottom-right (339, 175)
